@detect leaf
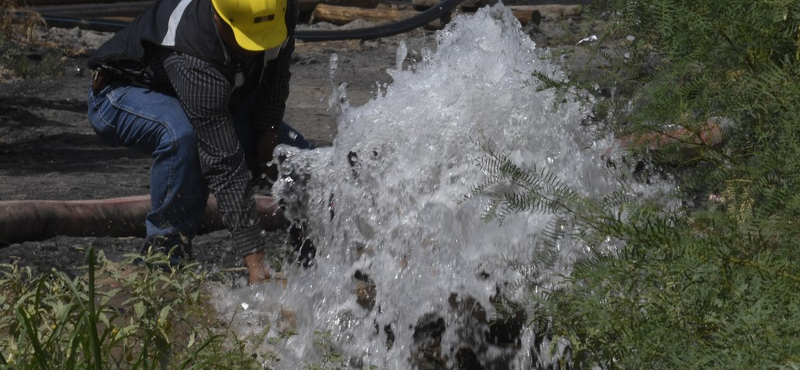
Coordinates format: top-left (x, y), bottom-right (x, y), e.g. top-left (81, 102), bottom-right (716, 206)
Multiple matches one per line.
top-left (134, 301), bottom-right (145, 319)
top-left (159, 305), bottom-right (172, 328)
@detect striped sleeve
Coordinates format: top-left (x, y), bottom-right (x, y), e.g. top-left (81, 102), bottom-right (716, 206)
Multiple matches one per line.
top-left (251, 37), bottom-right (294, 131)
top-left (162, 52), bottom-right (264, 257)
top-left (251, 0), bottom-right (298, 132)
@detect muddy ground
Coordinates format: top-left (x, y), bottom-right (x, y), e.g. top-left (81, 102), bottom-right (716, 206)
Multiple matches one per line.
top-left (0, 4), bottom-right (606, 285)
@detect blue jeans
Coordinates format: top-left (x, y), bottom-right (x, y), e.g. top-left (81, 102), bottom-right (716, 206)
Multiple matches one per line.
top-left (87, 82), bottom-right (313, 256)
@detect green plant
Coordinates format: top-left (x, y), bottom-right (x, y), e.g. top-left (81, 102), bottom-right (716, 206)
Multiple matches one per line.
top-left (474, 1), bottom-right (800, 368)
top-left (0, 249), bottom-right (267, 369)
top-left (471, 144), bottom-right (800, 369)
top-left (304, 331), bottom-right (348, 370)
top-left (4, 53), bottom-right (66, 79)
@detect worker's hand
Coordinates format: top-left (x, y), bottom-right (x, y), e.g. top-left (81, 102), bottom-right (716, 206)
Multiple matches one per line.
top-left (252, 130), bottom-right (280, 189)
top-left (243, 251), bottom-right (287, 287)
top-left (244, 251), bottom-right (271, 285)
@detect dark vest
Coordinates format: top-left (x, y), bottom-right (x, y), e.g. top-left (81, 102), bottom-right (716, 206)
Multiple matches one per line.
top-left (88, 0), bottom-right (228, 72)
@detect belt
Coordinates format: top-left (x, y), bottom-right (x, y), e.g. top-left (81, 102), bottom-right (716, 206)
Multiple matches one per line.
top-left (91, 68), bottom-right (159, 95)
top-left (91, 68), bottom-right (112, 95)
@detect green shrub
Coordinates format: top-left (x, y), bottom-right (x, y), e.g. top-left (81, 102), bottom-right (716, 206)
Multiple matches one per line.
top-left (476, 0), bottom-right (800, 368)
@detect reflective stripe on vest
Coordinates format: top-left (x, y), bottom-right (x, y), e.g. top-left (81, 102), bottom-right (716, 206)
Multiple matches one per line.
top-left (162, 0), bottom-right (194, 46)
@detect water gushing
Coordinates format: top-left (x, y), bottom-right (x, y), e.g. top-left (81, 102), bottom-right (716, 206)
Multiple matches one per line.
top-left (213, 4), bottom-right (667, 369)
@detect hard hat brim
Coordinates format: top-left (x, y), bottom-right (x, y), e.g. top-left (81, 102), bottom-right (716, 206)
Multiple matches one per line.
top-left (231, 23), bottom-right (288, 52)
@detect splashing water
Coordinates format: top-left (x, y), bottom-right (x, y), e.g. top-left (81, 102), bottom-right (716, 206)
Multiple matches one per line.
top-left (213, 4), bottom-right (669, 369)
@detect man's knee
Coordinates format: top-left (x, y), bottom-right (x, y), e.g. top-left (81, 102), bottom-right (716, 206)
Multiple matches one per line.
top-left (169, 124), bottom-right (199, 156)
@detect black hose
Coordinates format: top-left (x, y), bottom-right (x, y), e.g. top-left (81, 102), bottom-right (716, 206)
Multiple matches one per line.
top-left (25, 0), bottom-right (466, 41)
top-left (297, 0), bottom-right (464, 41)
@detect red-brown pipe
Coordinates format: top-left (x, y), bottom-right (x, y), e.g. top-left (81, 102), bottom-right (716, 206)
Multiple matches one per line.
top-left (619, 123), bottom-right (724, 150)
top-left (0, 195), bottom-right (287, 245)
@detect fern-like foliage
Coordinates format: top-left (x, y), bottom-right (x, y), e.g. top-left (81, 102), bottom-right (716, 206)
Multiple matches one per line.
top-left (473, 147), bottom-right (800, 369)
top-left (468, 147), bottom-right (581, 223)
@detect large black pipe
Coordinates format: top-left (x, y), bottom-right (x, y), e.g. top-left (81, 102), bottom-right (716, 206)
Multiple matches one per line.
top-left (33, 14), bottom-right (134, 32)
top-left (32, 1), bottom-right (152, 17)
top-left (20, 0), bottom-right (466, 41)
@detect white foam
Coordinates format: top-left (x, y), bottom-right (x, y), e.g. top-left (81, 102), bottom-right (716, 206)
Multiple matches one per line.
top-left (215, 4), bottom-right (671, 368)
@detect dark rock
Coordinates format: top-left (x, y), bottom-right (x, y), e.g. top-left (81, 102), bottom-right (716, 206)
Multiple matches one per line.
top-left (411, 313), bottom-right (447, 370)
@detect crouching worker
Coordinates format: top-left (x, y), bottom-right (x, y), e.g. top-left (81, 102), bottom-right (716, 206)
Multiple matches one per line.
top-left (86, 0), bottom-right (313, 284)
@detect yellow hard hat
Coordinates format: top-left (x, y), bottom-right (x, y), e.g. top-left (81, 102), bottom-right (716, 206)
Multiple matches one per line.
top-left (212, 0), bottom-right (288, 52)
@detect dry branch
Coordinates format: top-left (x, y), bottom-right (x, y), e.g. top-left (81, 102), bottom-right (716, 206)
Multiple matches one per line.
top-left (312, 3), bottom-right (445, 29)
top-left (300, 0), bottom-right (380, 12)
